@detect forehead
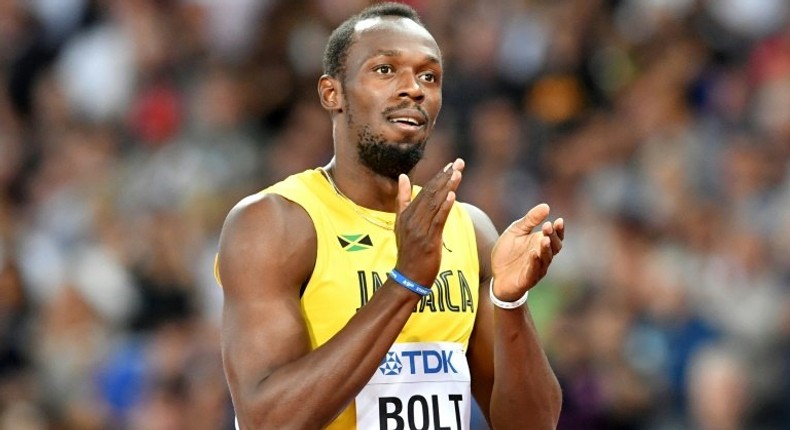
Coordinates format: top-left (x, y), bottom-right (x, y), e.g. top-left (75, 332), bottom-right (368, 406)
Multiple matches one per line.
top-left (347, 17), bottom-right (441, 65)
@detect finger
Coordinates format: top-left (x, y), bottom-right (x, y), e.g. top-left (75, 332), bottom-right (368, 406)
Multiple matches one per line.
top-left (416, 160), bottom-right (463, 242)
top-left (397, 174), bottom-right (412, 214)
top-left (529, 237), bottom-right (552, 265)
top-left (412, 159), bottom-right (463, 223)
top-left (548, 228), bottom-right (563, 255)
top-left (422, 167), bottom-right (462, 239)
top-left (540, 220), bottom-right (562, 253)
top-left (533, 236), bottom-right (553, 276)
top-left (445, 158), bottom-right (464, 195)
top-left (410, 162), bottom-right (452, 208)
top-left (448, 167), bottom-right (462, 193)
top-left (554, 218), bottom-right (565, 241)
top-left (428, 158), bottom-right (464, 190)
top-left (528, 242), bottom-right (551, 282)
top-left (512, 203), bottom-right (550, 234)
top-left (451, 157), bottom-right (465, 173)
top-left (541, 236), bottom-right (554, 261)
top-left (427, 188), bottom-right (457, 239)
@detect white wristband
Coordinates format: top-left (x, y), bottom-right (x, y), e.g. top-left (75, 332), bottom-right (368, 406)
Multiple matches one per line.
top-left (489, 278), bottom-right (529, 309)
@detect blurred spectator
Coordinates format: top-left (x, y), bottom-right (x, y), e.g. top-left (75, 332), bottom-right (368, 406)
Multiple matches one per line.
top-left (686, 344), bottom-right (751, 430)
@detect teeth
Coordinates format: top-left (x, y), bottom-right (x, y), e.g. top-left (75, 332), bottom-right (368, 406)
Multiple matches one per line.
top-left (391, 117), bottom-right (419, 125)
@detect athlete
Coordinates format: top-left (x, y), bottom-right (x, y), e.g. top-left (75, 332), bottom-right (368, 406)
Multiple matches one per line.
top-left (216, 3), bottom-right (564, 429)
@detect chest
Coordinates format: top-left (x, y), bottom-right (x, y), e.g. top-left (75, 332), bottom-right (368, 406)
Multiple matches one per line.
top-left (301, 217), bottom-right (479, 348)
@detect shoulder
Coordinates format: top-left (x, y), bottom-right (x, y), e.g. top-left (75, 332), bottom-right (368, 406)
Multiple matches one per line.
top-left (222, 191), bottom-right (315, 242)
top-left (221, 170), bottom-right (322, 240)
top-left (217, 190), bottom-right (317, 293)
top-left (459, 202), bottom-right (498, 280)
top-left (459, 202), bottom-right (498, 246)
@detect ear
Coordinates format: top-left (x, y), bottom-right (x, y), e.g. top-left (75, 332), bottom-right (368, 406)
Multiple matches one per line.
top-left (318, 75), bottom-right (343, 113)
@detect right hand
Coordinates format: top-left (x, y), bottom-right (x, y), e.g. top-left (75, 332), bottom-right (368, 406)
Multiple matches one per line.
top-left (393, 158), bottom-right (465, 287)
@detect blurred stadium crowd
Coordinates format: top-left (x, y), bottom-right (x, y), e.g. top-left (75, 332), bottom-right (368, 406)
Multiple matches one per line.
top-left (1, 0), bottom-right (789, 429)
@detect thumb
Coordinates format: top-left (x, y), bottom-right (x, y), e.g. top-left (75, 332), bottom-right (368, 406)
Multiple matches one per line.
top-left (397, 174), bottom-right (412, 213)
top-left (512, 203), bottom-right (550, 234)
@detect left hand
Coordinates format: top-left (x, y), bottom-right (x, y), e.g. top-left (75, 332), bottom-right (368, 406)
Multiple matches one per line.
top-left (490, 203), bottom-right (564, 301)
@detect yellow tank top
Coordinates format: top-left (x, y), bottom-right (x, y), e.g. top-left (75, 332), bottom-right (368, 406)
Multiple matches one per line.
top-left (262, 168), bottom-right (480, 429)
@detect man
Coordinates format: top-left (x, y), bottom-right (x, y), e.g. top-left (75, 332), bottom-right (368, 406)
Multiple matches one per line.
top-left (216, 2), bottom-right (564, 429)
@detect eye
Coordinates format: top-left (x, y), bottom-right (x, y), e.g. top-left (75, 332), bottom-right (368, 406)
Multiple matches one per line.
top-left (420, 72), bottom-right (436, 83)
top-left (374, 65), bottom-right (393, 74)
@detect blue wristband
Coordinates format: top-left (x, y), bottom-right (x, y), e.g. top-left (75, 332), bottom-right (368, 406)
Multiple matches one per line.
top-left (388, 269), bottom-right (432, 296)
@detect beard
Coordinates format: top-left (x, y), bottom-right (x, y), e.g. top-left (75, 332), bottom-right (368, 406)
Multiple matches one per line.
top-left (357, 125), bottom-right (426, 180)
top-left (348, 112), bottom-right (427, 180)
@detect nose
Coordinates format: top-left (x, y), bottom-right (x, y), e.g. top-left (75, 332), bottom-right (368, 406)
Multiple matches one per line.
top-left (397, 73), bottom-right (425, 103)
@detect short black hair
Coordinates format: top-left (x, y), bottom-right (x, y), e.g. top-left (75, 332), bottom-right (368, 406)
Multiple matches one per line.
top-left (322, 2), bottom-right (425, 80)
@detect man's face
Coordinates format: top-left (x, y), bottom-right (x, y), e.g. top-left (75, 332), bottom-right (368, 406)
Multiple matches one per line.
top-left (340, 17), bottom-right (443, 179)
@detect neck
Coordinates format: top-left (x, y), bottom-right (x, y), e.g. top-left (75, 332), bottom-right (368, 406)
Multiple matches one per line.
top-left (324, 158), bottom-right (404, 212)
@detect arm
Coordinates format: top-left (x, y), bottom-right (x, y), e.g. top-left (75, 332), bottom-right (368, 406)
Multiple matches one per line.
top-left (465, 203), bottom-right (564, 429)
top-left (218, 161), bottom-right (465, 429)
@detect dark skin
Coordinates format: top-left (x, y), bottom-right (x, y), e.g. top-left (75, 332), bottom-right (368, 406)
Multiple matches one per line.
top-left (218, 16), bottom-right (564, 430)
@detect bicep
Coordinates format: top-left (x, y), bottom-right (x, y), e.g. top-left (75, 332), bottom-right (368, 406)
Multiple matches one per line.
top-left (462, 203), bottom-right (499, 422)
top-left (217, 194), bottom-right (316, 403)
top-left (468, 284), bottom-right (494, 423)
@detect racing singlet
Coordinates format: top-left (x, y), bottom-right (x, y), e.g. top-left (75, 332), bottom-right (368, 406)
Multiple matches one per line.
top-left (265, 168), bottom-right (480, 430)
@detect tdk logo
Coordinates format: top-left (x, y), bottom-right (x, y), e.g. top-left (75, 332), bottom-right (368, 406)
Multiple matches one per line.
top-left (379, 352), bottom-right (403, 375)
top-left (379, 349), bottom-right (458, 376)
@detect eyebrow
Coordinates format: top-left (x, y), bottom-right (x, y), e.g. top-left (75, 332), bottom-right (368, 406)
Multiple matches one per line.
top-left (371, 49), bottom-right (441, 65)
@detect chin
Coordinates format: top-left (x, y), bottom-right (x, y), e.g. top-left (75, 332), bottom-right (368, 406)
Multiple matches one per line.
top-left (359, 141), bottom-right (425, 180)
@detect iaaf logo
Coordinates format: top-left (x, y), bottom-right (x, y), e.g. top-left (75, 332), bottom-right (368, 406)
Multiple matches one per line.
top-left (379, 349), bottom-right (458, 376)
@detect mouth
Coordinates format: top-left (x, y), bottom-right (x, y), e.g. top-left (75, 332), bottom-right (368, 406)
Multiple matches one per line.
top-left (386, 109), bottom-right (427, 131)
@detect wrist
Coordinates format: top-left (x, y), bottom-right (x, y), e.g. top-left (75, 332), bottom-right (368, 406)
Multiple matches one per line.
top-left (489, 278), bottom-right (529, 309)
top-left (389, 269), bottom-right (432, 296)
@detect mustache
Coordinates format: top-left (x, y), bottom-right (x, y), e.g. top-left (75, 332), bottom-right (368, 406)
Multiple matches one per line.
top-left (382, 101), bottom-right (428, 119)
